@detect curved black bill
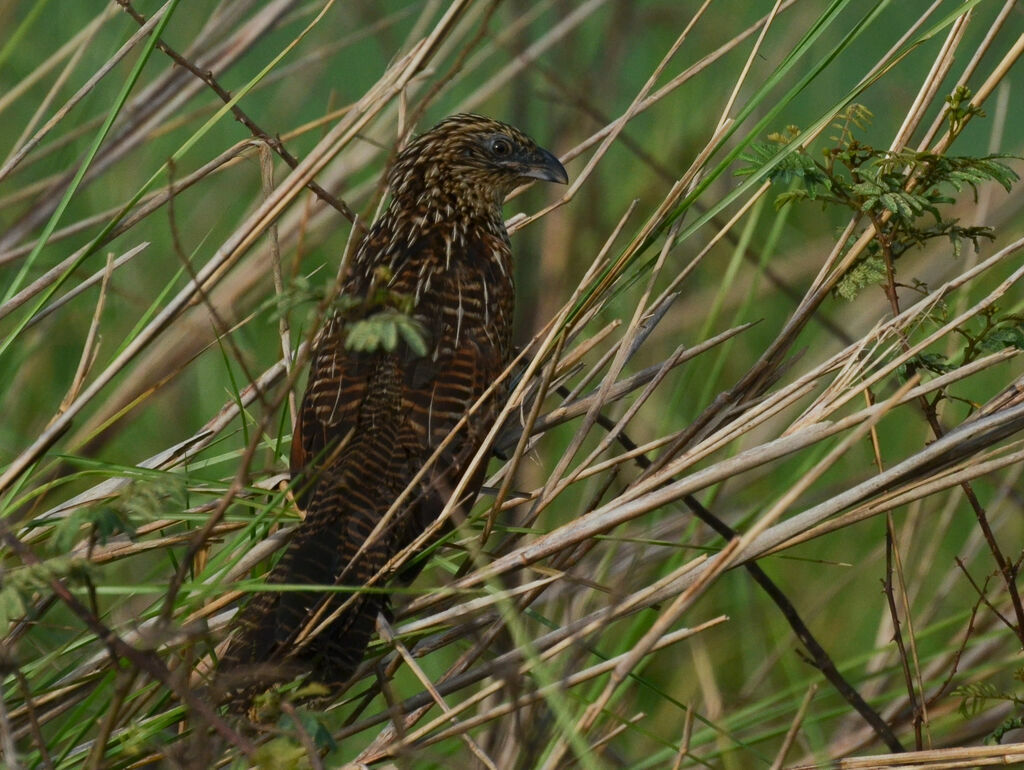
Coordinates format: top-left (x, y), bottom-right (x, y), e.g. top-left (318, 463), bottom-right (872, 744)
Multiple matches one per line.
top-left (520, 147), bottom-right (569, 184)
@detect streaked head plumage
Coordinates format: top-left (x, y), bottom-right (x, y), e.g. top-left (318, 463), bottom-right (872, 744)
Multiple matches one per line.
top-left (387, 114), bottom-right (567, 209)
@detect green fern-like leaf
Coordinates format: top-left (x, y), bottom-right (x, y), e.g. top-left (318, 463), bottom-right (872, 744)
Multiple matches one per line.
top-left (977, 321), bottom-right (1024, 355)
top-left (737, 144), bottom-right (829, 189)
top-left (395, 315), bottom-right (429, 357)
top-left (345, 309), bottom-right (428, 356)
top-left (53, 477), bottom-right (186, 552)
top-left (990, 716), bottom-right (1024, 746)
top-left (945, 85), bottom-right (985, 136)
top-left (345, 314), bottom-right (390, 353)
top-left (954, 681), bottom-right (1005, 718)
top-left (834, 255), bottom-right (886, 301)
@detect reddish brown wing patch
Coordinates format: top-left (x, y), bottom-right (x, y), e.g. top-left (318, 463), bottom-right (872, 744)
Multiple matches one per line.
top-left (290, 319), bottom-right (374, 507)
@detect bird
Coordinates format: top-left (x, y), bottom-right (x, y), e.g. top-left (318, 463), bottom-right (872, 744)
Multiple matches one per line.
top-left (218, 114), bottom-right (568, 706)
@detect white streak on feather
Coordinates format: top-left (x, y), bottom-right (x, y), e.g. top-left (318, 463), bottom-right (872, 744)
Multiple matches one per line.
top-left (455, 278), bottom-right (464, 347)
top-left (482, 276), bottom-right (489, 326)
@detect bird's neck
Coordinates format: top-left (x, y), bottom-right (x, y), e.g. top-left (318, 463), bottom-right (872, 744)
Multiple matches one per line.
top-left (386, 182), bottom-right (509, 248)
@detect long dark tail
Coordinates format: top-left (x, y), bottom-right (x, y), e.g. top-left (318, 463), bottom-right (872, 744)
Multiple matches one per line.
top-left (218, 461), bottom-right (394, 707)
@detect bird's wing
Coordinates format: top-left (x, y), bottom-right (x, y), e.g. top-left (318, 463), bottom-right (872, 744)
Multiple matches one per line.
top-left (289, 216), bottom-right (393, 503)
top-left (289, 316), bottom-right (377, 506)
top-left (393, 250), bottom-right (513, 542)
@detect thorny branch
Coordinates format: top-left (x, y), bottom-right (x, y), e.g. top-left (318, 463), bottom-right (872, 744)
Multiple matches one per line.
top-left (115, 0), bottom-right (361, 227)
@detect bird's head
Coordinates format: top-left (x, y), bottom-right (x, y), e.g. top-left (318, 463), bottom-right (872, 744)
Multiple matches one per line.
top-left (387, 114), bottom-right (568, 214)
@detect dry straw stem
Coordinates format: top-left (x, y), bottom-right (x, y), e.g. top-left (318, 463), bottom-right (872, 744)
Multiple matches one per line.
top-left (794, 741), bottom-right (1024, 769)
top-left (771, 682), bottom-right (819, 770)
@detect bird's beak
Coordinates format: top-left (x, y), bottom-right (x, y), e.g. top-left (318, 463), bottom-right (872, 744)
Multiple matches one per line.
top-left (519, 147), bottom-right (569, 184)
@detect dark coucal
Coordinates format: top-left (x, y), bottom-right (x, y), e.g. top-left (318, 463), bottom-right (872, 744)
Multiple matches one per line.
top-left (220, 114), bottom-right (567, 702)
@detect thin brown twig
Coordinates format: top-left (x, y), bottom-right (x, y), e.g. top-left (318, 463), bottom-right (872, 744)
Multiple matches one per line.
top-left (884, 515), bottom-right (923, 750)
top-left (954, 558), bottom-right (1014, 634)
top-left (11, 668), bottom-right (53, 770)
top-left (926, 563), bottom-right (988, 710)
top-left (770, 683), bottom-right (818, 770)
top-left (870, 188), bottom-right (1024, 648)
top-left (84, 666), bottom-right (138, 770)
top-left (115, 0), bottom-right (360, 226)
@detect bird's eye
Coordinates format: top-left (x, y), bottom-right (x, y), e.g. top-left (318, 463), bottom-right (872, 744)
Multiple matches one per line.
top-left (490, 138), bottom-right (512, 157)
